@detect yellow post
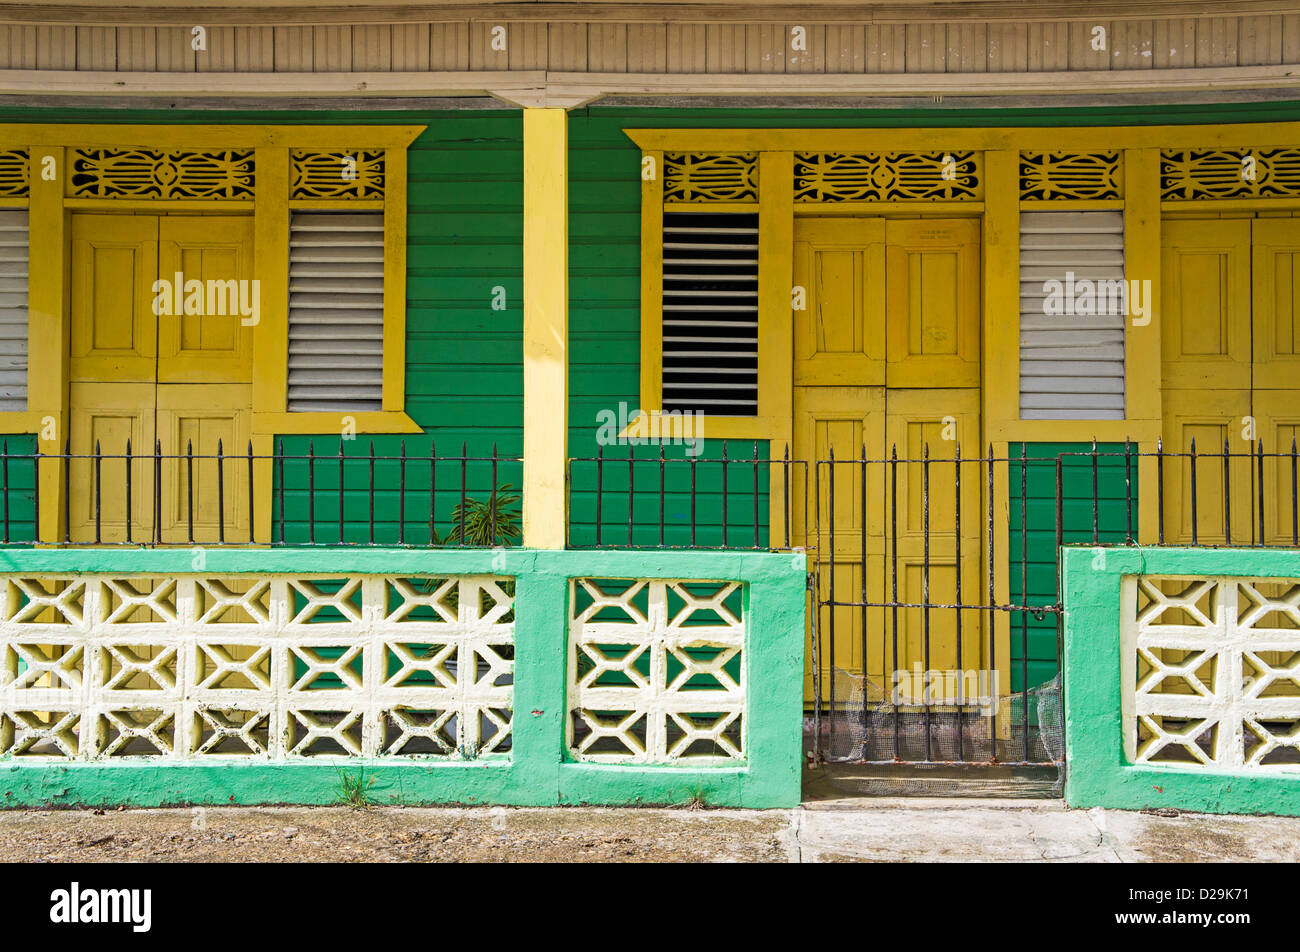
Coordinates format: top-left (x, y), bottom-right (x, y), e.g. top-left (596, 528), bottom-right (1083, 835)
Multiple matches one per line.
top-left (27, 146), bottom-right (68, 543)
top-left (522, 108), bottom-right (568, 549)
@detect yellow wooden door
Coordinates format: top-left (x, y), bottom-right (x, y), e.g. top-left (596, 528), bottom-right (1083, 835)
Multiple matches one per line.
top-left (1160, 220), bottom-right (1254, 544)
top-left (67, 214), bottom-right (253, 544)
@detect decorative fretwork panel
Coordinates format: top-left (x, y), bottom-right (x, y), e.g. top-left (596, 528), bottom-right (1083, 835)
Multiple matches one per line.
top-left (0, 150), bottom-right (28, 197)
top-left (0, 574), bottom-right (513, 760)
top-left (1019, 151), bottom-right (1122, 200)
top-left (663, 152), bottom-right (758, 203)
top-left (291, 149), bottom-right (385, 200)
top-left (794, 151), bottom-right (981, 202)
top-left (1124, 575), bottom-right (1300, 771)
top-left (69, 149), bottom-right (255, 200)
top-left (1161, 148), bottom-right (1300, 200)
top-left (568, 578), bottom-right (745, 764)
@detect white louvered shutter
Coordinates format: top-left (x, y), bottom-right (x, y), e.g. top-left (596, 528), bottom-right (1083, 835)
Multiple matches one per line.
top-left (288, 211), bottom-right (384, 412)
top-left (661, 211), bottom-right (759, 416)
top-left (1019, 210), bottom-right (1125, 420)
top-left (0, 210), bottom-right (27, 412)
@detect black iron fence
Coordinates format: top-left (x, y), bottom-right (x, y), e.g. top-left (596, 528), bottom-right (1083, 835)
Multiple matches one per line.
top-left (566, 443), bottom-right (808, 550)
top-left (0, 439), bottom-right (521, 547)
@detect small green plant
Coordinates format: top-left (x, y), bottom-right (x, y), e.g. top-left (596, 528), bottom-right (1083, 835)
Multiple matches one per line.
top-left (435, 484), bottom-right (522, 547)
top-left (685, 784), bottom-right (709, 811)
top-left (338, 768), bottom-right (375, 808)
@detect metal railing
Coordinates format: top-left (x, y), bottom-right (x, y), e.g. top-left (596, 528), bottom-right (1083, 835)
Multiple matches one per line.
top-left (0, 439), bottom-right (521, 547)
top-left (566, 443), bottom-right (808, 550)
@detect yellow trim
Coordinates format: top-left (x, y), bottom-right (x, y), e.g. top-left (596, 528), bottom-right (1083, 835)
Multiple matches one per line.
top-left (1019, 199), bottom-right (1123, 211)
top-left (288, 200), bottom-right (385, 211)
top-left (382, 145), bottom-right (409, 414)
top-left (625, 123), bottom-right (1300, 153)
top-left (757, 151), bottom-right (794, 439)
top-left (522, 108), bottom-right (569, 550)
top-left (253, 412), bottom-right (422, 436)
top-left (27, 147), bottom-right (66, 542)
top-left (794, 202), bottom-right (984, 216)
top-left (638, 150), bottom-right (664, 419)
top-left (1123, 148), bottom-right (1164, 435)
top-left (981, 151), bottom-right (1020, 444)
top-left (62, 199), bottom-right (256, 212)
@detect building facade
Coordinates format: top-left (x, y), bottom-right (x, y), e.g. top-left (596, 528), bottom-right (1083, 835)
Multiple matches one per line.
top-left (0, 2), bottom-right (1298, 809)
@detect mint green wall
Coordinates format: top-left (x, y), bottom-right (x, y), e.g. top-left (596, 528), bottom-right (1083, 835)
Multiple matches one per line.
top-left (0, 546), bottom-right (806, 808)
top-left (1063, 545), bottom-right (1300, 817)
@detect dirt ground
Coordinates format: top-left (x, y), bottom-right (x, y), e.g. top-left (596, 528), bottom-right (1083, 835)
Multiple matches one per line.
top-left (0, 804), bottom-right (794, 863)
top-left (4, 797), bottom-right (1299, 862)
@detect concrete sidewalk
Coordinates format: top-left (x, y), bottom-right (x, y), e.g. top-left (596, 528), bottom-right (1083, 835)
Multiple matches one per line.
top-left (2, 797), bottom-right (1297, 862)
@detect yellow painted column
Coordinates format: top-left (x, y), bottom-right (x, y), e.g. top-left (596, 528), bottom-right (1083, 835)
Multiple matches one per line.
top-left (522, 108), bottom-right (568, 549)
top-left (1123, 148), bottom-right (1163, 544)
top-left (27, 147), bottom-right (68, 543)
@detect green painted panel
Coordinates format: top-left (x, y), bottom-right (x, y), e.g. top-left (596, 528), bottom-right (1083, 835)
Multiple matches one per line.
top-left (1008, 443), bottom-right (1135, 692)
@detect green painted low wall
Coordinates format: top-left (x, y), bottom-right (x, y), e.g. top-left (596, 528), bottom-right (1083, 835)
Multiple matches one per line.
top-left (0, 547), bottom-right (805, 809)
top-left (1063, 545), bottom-right (1300, 816)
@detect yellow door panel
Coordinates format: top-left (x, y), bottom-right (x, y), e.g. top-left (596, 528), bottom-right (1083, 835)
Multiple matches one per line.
top-left (1253, 390), bottom-right (1300, 545)
top-left (793, 217), bottom-right (886, 386)
top-left (157, 216), bottom-right (255, 385)
top-left (155, 386), bottom-right (251, 544)
top-left (885, 219), bottom-right (980, 389)
top-left (892, 554), bottom-right (986, 696)
top-left (1251, 218), bottom-right (1300, 391)
top-left (793, 385), bottom-right (886, 553)
top-left (885, 388), bottom-right (982, 554)
top-left (69, 215), bottom-right (158, 384)
top-left (1161, 219), bottom-right (1251, 391)
top-left (67, 382), bottom-right (155, 544)
top-left (809, 556), bottom-right (886, 707)
top-left (1161, 389), bottom-right (1255, 545)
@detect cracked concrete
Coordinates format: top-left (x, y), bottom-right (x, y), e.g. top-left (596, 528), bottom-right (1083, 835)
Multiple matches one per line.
top-left (2, 797), bottom-right (1298, 862)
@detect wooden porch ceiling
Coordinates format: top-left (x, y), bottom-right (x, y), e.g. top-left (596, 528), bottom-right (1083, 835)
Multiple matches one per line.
top-left (2, 0), bottom-right (1299, 25)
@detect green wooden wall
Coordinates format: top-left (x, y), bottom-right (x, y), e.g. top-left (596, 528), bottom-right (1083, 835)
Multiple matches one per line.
top-left (1008, 442), bottom-right (1134, 691)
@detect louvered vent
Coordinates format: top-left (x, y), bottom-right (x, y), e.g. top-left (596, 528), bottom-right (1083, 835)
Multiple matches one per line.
top-left (288, 211), bottom-right (384, 412)
top-left (0, 210), bottom-right (27, 412)
top-left (662, 211), bottom-right (759, 416)
top-left (1019, 210), bottom-right (1125, 420)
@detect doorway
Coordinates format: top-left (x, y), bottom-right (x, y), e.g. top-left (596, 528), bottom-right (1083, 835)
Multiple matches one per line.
top-left (790, 216), bottom-right (983, 703)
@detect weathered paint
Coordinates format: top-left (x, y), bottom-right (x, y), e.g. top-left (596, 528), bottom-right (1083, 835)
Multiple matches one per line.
top-left (0, 546), bottom-right (805, 808)
top-left (1063, 545), bottom-right (1300, 816)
